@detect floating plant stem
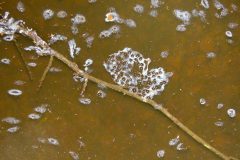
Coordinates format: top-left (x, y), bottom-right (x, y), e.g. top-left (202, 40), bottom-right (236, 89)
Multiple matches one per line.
top-left (0, 13), bottom-right (238, 160)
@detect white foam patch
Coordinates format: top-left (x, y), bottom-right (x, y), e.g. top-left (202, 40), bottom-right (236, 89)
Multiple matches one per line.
top-left (104, 48), bottom-right (172, 99)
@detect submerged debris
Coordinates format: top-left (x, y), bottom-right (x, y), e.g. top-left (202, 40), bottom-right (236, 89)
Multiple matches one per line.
top-left (14, 80), bottom-right (26, 86)
top-left (227, 108), bottom-right (236, 118)
top-left (150, 0), bottom-right (163, 8)
top-left (68, 39), bottom-right (80, 59)
top-left (69, 151), bottom-right (80, 160)
top-left (8, 89), bottom-right (22, 96)
top-left (2, 117), bottom-right (21, 124)
top-left (104, 48), bottom-right (172, 99)
top-left (49, 67), bottom-right (62, 73)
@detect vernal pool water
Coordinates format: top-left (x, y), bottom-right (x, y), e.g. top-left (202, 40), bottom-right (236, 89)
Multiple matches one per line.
top-left (0, 0), bottom-right (239, 159)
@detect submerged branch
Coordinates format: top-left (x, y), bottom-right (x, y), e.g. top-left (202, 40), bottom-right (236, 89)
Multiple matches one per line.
top-left (38, 55), bottom-right (54, 90)
top-left (0, 13), bottom-right (238, 160)
top-left (13, 39), bottom-right (33, 81)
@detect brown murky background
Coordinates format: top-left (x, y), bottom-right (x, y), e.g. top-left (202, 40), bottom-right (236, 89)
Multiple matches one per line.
top-left (0, 0), bottom-right (240, 159)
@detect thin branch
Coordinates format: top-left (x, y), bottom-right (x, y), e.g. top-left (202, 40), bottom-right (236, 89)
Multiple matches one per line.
top-left (80, 78), bottom-right (88, 96)
top-left (37, 55), bottom-right (53, 90)
top-left (13, 39), bottom-right (33, 81)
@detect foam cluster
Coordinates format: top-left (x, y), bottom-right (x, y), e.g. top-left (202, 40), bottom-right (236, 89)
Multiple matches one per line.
top-left (103, 48), bottom-right (172, 99)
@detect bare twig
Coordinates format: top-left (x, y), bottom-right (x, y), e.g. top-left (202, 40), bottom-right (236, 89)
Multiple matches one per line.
top-left (13, 39), bottom-right (33, 80)
top-left (80, 78), bottom-right (88, 96)
top-left (38, 55), bottom-right (53, 90)
top-left (0, 15), bottom-right (238, 160)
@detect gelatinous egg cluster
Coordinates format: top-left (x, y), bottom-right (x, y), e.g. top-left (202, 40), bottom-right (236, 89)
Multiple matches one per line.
top-left (104, 48), bottom-right (172, 99)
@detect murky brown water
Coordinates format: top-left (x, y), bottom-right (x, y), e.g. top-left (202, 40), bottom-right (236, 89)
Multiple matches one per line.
top-left (0, 0), bottom-right (240, 159)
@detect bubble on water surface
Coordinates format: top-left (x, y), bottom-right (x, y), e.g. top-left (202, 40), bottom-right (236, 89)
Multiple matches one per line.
top-left (173, 9), bottom-right (191, 24)
top-left (156, 149), bottom-right (165, 158)
top-left (79, 98), bottom-right (91, 105)
top-left (28, 113), bottom-right (41, 120)
top-left (206, 52), bottom-right (216, 59)
top-left (176, 143), bottom-right (187, 151)
top-left (104, 48), bottom-right (172, 99)
top-left (169, 136), bottom-right (180, 146)
top-left (99, 25), bottom-right (120, 38)
top-left (68, 39), bottom-right (80, 59)
top-left (217, 103), bottom-right (224, 109)
top-left (1, 58), bottom-right (11, 64)
top-left (225, 31), bottom-right (233, 38)
top-left (105, 12), bottom-right (121, 23)
top-left (69, 151), bottom-right (80, 160)
top-left (201, 0), bottom-right (209, 9)
top-left (27, 62), bottom-right (37, 67)
top-left (97, 90), bottom-right (106, 98)
top-left (43, 9), bottom-right (54, 20)
top-left (8, 89), bottom-right (22, 96)
top-left (57, 10), bottom-right (67, 18)
top-left (88, 0), bottom-right (97, 4)
top-left (227, 108), bottom-right (236, 118)
top-left (34, 104), bottom-right (48, 114)
top-left (124, 19), bottom-right (136, 28)
top-left (176, 24), bottom-right (186, 32)
top-left (133, 4), bottom-right (144, 14)
top-left (149, 10), bottom-right (158, 17)
top-left (151, 0), bottom-right (163, 8)
top-left (49, 34), bottom-right (67, 45)
top-left (199, 98), bottom-right (206, 105)
top-left (48, 138), bottom-right (59, 145)
top-left (85, 36), bottom-right (94, 48)
top-left (160, 51), bottom-right (169, 58)
top-left (2, 117), bottom-right (21, 124)
top-left (17, 1), bottom-right (25, 13)
top-left (84, 59), bottom-right (93, 67)
top-left (3, 35), bottom-right (14, 41)
top-left (71, 14), bottom-right (86, 25)
top-left (214, 121), bottom-right (224, 127)
top-left (7, 126), bottom-right (20, 133)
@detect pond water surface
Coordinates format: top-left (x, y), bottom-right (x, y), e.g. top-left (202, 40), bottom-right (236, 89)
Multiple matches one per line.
top-left (0, 0), bottom-right (240, 160)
